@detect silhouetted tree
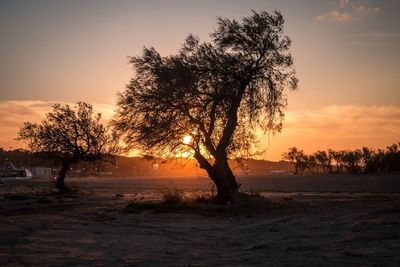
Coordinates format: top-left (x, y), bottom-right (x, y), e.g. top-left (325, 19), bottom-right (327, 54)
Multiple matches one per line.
top-left (17, 102), bottom-right (119, 192)
top-left (306, 154), bottom-right (317, 174)
top-left (384, 143), bottom-right (400, 172)
top-left (313, 150), bottom-right (329, 174)
top-left (282, 147), bottom-right (308, 174)
top-left (114, 11), bottom-right (297, 203)
top-left (330, 150), bottom-right (345, 174)
top-left (361, 147), bottom-right (382, 173)
top-left (283, 143), bottom-right (400, 175)
top-left (326, 149), bottom-right (335, 173)
top-left (341, 149), bottom-right (362, 174)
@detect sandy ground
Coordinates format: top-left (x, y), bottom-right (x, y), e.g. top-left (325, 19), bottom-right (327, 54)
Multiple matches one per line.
top-left (0, 174), bottom-right (400, 266)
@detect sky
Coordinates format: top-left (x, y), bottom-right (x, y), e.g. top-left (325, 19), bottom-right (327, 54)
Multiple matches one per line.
top-left (0, 0), bottom-right (399, 160)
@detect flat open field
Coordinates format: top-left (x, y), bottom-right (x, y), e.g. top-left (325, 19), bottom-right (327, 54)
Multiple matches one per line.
top-left (1, 174), bottom-right (400, 266)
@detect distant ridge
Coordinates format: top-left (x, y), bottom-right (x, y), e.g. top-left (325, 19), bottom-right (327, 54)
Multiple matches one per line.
top-left (0, 149), bottom-right (293, 177)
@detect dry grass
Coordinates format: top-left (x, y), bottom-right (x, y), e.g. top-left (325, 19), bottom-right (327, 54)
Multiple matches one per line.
top-left (160, 187), bottom-right (183, 204)
top-left (123, 192), bottom-right (276, 217)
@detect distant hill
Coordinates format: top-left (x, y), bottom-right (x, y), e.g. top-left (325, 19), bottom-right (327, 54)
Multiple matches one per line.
top-left (0, 149), bottom-right (293, 177)
top-left (101, 157), bottom-right (294, 177)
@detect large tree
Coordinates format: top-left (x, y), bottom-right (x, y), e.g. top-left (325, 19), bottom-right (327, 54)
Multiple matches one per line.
top-left (18, 102), bottom-right (119, 192)
top-left (114, 11), bottom-right (297, 203)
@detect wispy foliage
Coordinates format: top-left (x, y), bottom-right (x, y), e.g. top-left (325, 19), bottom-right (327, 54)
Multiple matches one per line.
top-left (114, 11), bottom-right (296, 202)
top-left (17, 102), bottom-right (119, 192)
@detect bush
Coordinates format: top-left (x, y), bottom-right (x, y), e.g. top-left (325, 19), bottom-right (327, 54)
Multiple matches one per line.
top-left (160, 188), bottom-right (183, 204)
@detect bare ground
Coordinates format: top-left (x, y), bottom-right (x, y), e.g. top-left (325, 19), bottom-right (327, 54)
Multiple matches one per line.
top-left (0, 174), bottom-right (399, 266)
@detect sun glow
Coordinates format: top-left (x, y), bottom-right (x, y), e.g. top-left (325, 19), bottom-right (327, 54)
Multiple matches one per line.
top-left (182, 135), bottom-right (192, 145)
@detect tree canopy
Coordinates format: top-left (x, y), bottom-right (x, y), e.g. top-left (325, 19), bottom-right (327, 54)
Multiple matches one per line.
top-left (114, 10), bottom-right (297, 202)
top-left (18, 102), bottom-right (119, 192)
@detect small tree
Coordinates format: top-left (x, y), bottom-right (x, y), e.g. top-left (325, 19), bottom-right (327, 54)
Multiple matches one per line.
top-left (306, 154), bottom-right (317, 174)
top-left (361, 147), bottom-right (379, 173)
top-left (17, 102), bottom-right (119, 192)
top-left (327, 149), bottom-right (335, 173)
top-left (342, 149), bottom-right (362, 174)
top-left (114, 11), bottom-right (297, 203)
top-left (282, 147), bottom-right (308, 174)
top-left (314, 150), bottom-right (329, 174)
top-left (330, 150), bottom-right (346, 174)
top-left (384, 143), bottom-right (400, 172)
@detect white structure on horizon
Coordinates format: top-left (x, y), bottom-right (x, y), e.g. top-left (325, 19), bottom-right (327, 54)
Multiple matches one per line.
top-left (0, 160), bottom-right (33, 178)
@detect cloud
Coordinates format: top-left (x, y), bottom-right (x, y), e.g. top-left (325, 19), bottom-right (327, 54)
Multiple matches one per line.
top-left (283, 105), bottom-right (400, 138)
top-left (1, 101), bottom-right (399, 161)
top-left (316, 10), bottom-right (353, 23)
top-left (0, 100), bottom-right (114, 149)
top-left (0, 100), bottom-right (53, 128)
top-left (340, 0), bottom-right (350, 8)
top-left (316, 0), bottom-right (380, 23)
top-left (353, 4), bottom-right (380, 16)
top-left (262, 105), bottom-right (400, 160)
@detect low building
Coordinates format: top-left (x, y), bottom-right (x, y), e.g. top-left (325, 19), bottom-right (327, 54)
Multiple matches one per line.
top-left (0, 160), bottom-right (32, 178)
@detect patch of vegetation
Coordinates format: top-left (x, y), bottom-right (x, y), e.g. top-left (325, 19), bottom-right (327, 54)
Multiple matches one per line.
top-left (160, 188), bottom-right (183, 204)
top-left (123, 192), bottom-right (274, 217)
top-left (246, 188), bottom-right (263, 198)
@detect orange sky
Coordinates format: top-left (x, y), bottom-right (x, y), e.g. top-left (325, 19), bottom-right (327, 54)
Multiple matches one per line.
top-left (0, 0), bottom-right (399, 161)
top-left (1, 101), bottom-right (399, 161)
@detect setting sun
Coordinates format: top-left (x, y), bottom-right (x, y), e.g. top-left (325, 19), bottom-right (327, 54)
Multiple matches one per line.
top-left (1, 2), bottom-right (399, 266)
top-left (182, 135), bottom-right (192, 145)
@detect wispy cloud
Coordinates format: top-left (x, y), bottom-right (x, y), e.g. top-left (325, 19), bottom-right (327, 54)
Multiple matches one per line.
top-left (1, 101), bottom-right (399, 161)
top-left (340, 0), bottom-right (350, 8)
top-left (316, 0), bottom-right (380, 23)
top-left (316, 10), bottom-right (353, 23)
top-left (284, 105), bottom-right (400, 138)
top-left (263, 105), bottom-right (400, 160)
top-left (353, 3), bottom-right (380, 16)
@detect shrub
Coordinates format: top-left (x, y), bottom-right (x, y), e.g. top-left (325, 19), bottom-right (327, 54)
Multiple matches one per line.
top-left (160, 188), bottom-right (183, 204)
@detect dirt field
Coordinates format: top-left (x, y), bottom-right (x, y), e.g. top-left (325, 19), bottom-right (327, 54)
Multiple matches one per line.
top-left (1, 174), bottom-right (399, 266)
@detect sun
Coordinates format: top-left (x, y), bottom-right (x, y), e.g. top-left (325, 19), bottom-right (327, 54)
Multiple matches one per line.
top-left (182, 135), bottom-right (192, 145)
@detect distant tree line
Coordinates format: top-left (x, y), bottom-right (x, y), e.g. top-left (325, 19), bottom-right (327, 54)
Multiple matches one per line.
top-left (282, 143), bottom-right (400, 175)
top-left (0, 148), bottom-right (53, 168)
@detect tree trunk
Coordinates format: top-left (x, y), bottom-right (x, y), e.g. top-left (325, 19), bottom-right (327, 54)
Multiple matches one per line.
top-left (56, 162), bottom-right (70, 193)
top-left (214, 159), bottom-right (239, 190)
top-left (210, 174), bottom-right (238, 204)
top-left (194, 152), bottom-right (239, 204)
top-left (206, 162), bottom-right (239, 203)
